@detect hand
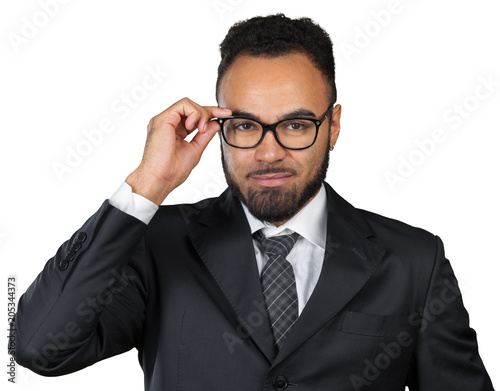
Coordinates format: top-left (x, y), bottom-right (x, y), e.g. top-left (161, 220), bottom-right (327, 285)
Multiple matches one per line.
top-left (125, 98), bottom-right (231, 205)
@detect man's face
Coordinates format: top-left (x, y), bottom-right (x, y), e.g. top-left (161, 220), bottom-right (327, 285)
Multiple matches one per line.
top-left (218, 52), bottom-right (341, 225)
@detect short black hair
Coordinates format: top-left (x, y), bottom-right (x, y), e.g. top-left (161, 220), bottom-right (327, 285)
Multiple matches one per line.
top-left (216, 13), bottom-right (337, 104)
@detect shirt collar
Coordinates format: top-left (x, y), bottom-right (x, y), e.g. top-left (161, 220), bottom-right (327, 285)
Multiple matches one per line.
top-left (241, 183), bottom-right (328, 250)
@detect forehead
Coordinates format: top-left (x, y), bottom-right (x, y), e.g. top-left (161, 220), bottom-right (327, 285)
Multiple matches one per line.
top-left (218, 53), bottom-right (330, 120)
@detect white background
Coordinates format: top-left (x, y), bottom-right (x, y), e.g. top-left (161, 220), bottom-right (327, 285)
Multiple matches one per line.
top-left (1, 0), bottom-right (499, 389)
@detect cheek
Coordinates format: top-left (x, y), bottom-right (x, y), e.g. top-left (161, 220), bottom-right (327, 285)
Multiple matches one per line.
top-left (223, 148), bottom-right (247, 178)
top-left (292, 147), bottom-right (323, 174)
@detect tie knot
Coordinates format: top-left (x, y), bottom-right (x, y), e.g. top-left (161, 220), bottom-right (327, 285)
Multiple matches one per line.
top-left (255, 231), bottom-right (300, 259)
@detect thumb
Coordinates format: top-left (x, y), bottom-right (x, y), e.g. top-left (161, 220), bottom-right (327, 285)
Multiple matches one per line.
top-left (190, 119), bottom-right (220, 154)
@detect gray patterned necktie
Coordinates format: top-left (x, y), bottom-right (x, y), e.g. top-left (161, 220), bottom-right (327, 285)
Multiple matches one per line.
top-left (255, 231), bottom-right (300, 351)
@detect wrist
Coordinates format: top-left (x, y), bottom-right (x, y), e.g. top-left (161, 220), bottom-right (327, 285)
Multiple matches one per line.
top-left (125, 169), bottom-right (173, 206)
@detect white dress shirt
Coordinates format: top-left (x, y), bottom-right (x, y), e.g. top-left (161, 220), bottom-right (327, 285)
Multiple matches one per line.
top-left (109, 182), bottom-right (159, 224)
top-left (109, 182), bottom-right (328, 315)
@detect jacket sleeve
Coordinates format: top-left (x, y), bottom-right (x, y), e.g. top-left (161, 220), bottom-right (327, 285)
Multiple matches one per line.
top-left (407, 236), bottom-right (495, 390)
top-left (11, 200), bottom-right (150, 376)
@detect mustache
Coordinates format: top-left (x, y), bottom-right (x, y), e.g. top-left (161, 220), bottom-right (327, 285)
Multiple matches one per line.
top-left (246, 166), bottom-right (298, 178)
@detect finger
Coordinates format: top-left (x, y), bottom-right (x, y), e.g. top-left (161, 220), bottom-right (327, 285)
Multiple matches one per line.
top-left (180, 102), bottom-right (226, 133)
top-left (153, 100), bottom-right (230, 137)
top-left (205, 106), bottom-right (232, 119)
top-left (147, 117), bottom-right (156, 134)
top-left (205, 118), bottom-right (221, 134)
top-left (187, 106), bottom-right (231, 135)
top-left (190, 122), bottom-right (220, 155)
top-left (156, 98), bottom-right (203, 133)
top-left (198, 106), bottom-right (232, 132)
top-left (185, 110), bottom-right (204, 132)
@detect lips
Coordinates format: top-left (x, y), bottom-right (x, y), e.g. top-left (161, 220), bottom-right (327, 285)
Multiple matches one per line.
top-left (250, 173), bottom-right (294, 187)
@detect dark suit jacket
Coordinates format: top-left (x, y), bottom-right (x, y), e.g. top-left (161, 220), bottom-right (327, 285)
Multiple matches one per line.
top-left (12, 183), bottom-right (494, 390)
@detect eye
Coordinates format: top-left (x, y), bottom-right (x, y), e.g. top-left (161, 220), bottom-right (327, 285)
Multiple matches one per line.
top-left (282, 120), bottom-right (313, 131)
top-left (232, 120), bottom-right (259, 132)
top-left (288, 122), bottom-right (305, 130)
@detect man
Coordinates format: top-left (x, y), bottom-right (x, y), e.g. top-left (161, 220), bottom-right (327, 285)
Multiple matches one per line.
top-left (11, 14), bottom-right (494, 391)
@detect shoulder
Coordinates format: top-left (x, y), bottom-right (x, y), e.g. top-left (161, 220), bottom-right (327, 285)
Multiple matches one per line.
top-left (324, 182), bottom-right (439, 262)
top-left (144, 188), bottom-right (240, 240)
top-left (146, 196), bottom-right (220, 234)
top-left (360, 207), bottom-right (436, 243)
top-left (359, 207), bottom-right (439, 259)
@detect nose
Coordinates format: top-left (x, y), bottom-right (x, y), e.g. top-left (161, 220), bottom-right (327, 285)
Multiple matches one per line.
top-left (253, 129), bottom-right (287, 163)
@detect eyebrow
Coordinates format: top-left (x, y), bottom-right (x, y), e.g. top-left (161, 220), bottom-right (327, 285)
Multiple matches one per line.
top-left (229, 108), bottom-right (318, 121)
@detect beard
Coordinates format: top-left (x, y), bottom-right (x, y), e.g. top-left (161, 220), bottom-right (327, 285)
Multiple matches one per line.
top-left (221, 141), bottom-right (330, 224)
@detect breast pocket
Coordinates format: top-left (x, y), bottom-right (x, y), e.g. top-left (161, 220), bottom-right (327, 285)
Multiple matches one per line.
top-left (340, 311), bottom-right (412, 338)
top-left (337, 311), bottom-right (416, 388)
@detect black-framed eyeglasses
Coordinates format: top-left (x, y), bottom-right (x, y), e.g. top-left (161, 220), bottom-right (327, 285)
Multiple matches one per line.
top-left (218, 105), bottom-right (333, 150)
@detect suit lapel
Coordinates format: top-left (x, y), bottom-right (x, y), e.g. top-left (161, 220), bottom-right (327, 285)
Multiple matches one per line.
top-left (271, 184), bottom-right (387, 367)
top-left (188, 190), bottom-right (276, 363)
top-left (187, 184), bottom-right (387, 366)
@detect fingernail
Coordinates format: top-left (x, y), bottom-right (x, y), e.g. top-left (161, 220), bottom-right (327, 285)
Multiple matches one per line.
top-left (203, 123), bottom-right (208, 131)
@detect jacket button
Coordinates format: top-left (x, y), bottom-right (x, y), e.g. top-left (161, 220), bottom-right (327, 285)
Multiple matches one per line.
top-left (58, 260), bottom-right (69, 271)
top-left (74, 232), bottom-right (87, 243)
top-left (65, 252), bottom-right (76, 261)
top-left (273, 376), bottom-right (288, 390)
top-left (70, 242), bottom-right (82, 252)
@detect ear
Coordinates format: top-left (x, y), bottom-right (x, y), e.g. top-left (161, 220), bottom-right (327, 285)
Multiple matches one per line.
top-left (329, 104), bottom-right (341, 150)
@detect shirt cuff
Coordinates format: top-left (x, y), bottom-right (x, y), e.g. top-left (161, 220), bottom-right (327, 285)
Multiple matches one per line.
top-left (109, 182), bottom-right (159, 224)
